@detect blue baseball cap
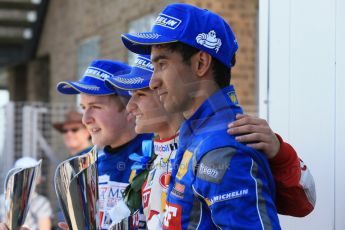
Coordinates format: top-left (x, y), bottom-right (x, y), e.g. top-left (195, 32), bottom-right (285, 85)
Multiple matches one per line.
top-left (105, 55), bottom-right (153, 91)
top-left (57, 60), bottom-right (132, 97)
top-left (121, 3), bottom-right (238, 68)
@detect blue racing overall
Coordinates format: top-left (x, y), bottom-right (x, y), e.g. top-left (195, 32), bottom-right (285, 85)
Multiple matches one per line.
top-left (163, 86), bottom-right (281, 230)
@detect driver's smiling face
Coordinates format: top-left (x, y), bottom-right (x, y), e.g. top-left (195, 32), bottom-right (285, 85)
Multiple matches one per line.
top-left (149, 45), bottom-right (199, 114)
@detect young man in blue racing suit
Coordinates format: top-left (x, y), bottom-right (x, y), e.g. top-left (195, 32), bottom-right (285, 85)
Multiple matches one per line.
top-left (106, 54), bottom-right (315, 228)
top-left (122, 3), bottom-right (281, 229)
top-left (56, 60), bottom-right (151, 230)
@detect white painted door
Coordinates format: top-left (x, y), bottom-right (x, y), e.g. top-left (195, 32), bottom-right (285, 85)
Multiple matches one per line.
top-left (259, 0), bottom-right (345, 229)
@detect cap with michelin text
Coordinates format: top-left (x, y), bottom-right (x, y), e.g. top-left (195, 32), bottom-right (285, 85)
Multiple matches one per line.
top-left (121, 3), bottom-right (238, 68)
top-left (57, 60), bottom-right (132, 97)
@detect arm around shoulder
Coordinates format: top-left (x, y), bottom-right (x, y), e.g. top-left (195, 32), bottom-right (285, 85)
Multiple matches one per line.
top-left (269, 134), bottom-right (316, 217)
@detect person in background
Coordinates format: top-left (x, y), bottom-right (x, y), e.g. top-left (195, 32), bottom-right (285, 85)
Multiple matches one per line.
top-left (0, 157), bottom-right (53, 230)
top-left (53, 110), bottom-right (93, 227)
top-left (53, 110), bottom-right (92, 157)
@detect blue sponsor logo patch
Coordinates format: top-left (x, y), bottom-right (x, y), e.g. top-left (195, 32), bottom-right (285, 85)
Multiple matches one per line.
top-left (227, 91), bottom-right (238, 104)
top-left (155, 13), bottom-right (182, 30)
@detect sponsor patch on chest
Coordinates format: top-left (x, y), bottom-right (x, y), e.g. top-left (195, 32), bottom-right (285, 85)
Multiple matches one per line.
top-left (176, 150), bottom-right (193, 180)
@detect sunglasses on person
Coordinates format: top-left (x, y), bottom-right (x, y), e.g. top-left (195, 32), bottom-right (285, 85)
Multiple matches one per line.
top-left (61, 127), bottom-right (82, 134)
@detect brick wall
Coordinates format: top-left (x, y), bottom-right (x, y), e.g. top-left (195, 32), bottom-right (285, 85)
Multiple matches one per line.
top-left (37, 0), bottom-right (258, 114)
top-left (27, 56), bottom-right (50, 102)
top-left (37, 0), bottom-right (175, 104)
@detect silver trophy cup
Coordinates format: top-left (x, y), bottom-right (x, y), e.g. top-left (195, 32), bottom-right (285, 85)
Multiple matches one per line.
top-left (55, 147), bottom-right (99, 230)
top-left (3, 159), bottom-right (42, 230)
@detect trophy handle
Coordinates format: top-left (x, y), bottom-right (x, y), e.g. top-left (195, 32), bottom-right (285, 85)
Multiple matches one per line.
top-left (3, 168), bottom-right (21, 193)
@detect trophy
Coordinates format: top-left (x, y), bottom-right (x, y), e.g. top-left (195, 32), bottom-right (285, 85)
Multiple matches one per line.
top-left (3, 159), bottom-right (42, 229)
top-left (54, 147), bottom-right (99, 230)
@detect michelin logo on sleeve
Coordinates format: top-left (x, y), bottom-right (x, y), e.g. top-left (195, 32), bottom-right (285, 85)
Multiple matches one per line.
top-left (155, 13), bottom-right (182, 29)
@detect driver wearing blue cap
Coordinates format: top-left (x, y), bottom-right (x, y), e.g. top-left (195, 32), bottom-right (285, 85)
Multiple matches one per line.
top-left (57, 60), bottom-right (151, 230)
top-left (122, 3), bottom-right (281, 229)
top-left (106, 55), bottom-right (185, 229)
top-left (106, 48), bottom-right (316, 229)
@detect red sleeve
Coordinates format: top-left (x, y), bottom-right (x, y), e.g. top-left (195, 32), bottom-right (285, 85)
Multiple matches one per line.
top-left (269, 134), bottom-right (315, 217)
